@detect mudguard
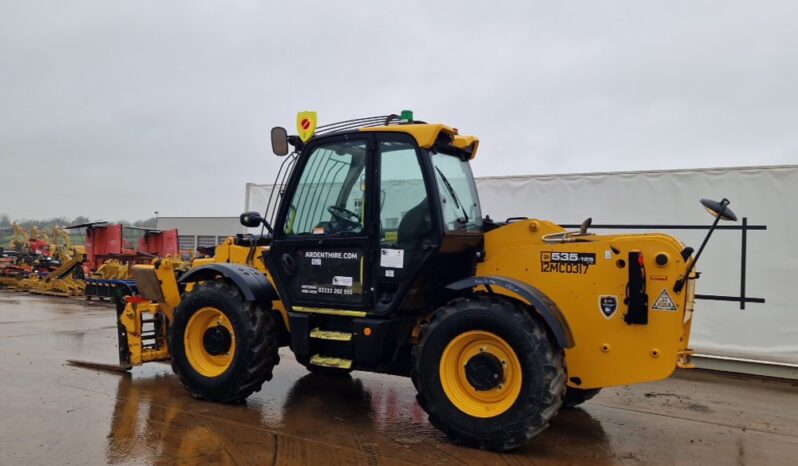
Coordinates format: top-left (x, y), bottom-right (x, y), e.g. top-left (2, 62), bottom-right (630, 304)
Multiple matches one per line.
top-left (446, 275), bottom-right (575, 349)
top-left (178, 263), bottom-right (277, 304)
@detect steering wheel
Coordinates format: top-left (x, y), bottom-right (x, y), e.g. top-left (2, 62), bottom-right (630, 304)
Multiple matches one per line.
top-left (327, 205), bottom-right (362, 229)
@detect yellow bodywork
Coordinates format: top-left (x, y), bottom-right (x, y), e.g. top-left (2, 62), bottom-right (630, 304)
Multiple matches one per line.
top-left (120, 300), bottom-right (170, 365)
top-left (211, 237), bottom-right (288, 329)
top-left (478, 220), bottom-right (696, 390)
top-left (360, 124), bottom-right (479, 159)
top-left (120, 259), bottom-right (182, 365)
top-left (121, 237), bottom-right (286, 367)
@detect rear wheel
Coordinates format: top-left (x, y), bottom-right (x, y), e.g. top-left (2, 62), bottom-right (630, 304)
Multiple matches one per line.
top-left (170, 280), bottom-right (277, 403)
top-left (563, 387), bottom-right (601, 408)
top-left (412, 296), bottom-right (565, 451)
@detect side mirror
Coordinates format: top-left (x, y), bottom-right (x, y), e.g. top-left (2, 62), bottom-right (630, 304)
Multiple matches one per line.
top-left (700, 198), bottom-right (737, 222)
top-left (271, 127), bottom-right (289, 156)
top-left (240, 211), bottom-right (264, 228)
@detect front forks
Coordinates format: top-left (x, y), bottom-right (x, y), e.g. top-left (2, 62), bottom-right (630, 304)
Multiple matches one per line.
top-left (117, 297), bottom-right (170, 368)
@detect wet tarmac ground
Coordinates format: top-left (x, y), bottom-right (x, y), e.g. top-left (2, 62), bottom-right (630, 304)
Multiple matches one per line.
top-left (1, 291), bottom-right (797, 465)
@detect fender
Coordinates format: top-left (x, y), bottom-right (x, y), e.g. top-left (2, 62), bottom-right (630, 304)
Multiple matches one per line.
top-left (446, 275), bottom-right (575, 349)
top-left (178, 263), bottom-right (277, 304)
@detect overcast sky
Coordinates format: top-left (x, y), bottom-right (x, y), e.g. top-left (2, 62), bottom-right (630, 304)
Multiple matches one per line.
top-left (1, 1), bottom-right (796, 221)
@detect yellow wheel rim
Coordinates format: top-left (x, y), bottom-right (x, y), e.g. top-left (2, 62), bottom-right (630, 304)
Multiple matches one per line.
top-left (439, 330), bottom-right (523, 418)
top-left (184, 307), bottom-right (236, 377)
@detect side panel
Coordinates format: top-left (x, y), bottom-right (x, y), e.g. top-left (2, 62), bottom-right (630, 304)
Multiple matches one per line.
top-left (479, 220), bottom-right (693, 389)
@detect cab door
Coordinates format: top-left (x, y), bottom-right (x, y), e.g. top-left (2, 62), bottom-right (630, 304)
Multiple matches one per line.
top-left (372, 133), bottom-right (442, 314)
top-left (267, 135), bottom-right (374, 311)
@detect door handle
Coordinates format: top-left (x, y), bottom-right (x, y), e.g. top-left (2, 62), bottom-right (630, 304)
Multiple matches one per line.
top-left (281, 253), bottom-right (295, 275)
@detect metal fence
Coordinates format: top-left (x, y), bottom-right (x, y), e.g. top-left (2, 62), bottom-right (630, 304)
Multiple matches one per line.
top-left (559, 217), bottom-right (766, 310)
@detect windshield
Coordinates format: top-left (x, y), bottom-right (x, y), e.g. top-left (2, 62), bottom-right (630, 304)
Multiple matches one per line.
top-left (430, 152), bottom-right (482, 232)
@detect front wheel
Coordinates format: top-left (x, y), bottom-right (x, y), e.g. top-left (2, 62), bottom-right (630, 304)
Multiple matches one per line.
top-left (169, 280), bottom-right (278, 403)
top-left (412, 297), bottom-right (565, 451)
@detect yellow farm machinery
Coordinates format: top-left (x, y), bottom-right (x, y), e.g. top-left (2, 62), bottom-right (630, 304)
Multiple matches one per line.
top-left (1, 222), bottom-right (183, 300)
top-left (1, 224), bottom-right (86, 296)
top-left (99, 112), bottom-right (736, 450)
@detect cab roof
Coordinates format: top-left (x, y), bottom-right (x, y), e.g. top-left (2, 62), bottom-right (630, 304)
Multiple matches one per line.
top-left (360, 124), bottom-right (479, 159)
top-left (308, 114), bottom-right (479, 159)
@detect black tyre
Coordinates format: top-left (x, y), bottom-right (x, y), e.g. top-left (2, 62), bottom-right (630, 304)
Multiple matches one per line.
top-left (169, 280), bottom-right (278, 403)
top-left (562, 387), bottom-right (601, 408)
top-left (412, 296), bottom-right (565, 451)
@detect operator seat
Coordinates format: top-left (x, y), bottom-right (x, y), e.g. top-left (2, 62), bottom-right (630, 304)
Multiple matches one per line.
top-left (397, 198), bottom-right (431, 247)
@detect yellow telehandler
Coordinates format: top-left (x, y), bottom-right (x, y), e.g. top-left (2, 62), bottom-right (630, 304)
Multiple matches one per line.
top-left (111, 112), bottom-right (736, 451)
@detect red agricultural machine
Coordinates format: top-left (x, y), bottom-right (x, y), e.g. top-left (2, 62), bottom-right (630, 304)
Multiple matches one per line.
top-left (66, 222), bottom-right (180, 300)
top-left (74, 222), bottom-right (179, 273)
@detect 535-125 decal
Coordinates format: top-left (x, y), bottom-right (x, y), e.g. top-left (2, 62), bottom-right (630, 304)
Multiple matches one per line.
top-left (540, 251), bottom-right (596, 274)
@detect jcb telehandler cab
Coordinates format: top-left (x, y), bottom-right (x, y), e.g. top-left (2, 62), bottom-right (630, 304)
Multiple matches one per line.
top-left (116, 112), bottom-right (736, 451)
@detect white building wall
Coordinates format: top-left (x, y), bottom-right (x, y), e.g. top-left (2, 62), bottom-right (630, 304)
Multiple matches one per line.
top-left (156, 217), bottom-right (243, 251)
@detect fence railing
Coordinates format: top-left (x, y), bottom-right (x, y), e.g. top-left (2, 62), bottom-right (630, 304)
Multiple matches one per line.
top-left (558, 217), bottom-right (766, 310)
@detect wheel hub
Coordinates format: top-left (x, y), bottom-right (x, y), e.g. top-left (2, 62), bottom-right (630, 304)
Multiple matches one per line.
top-left (465, 352), bottom-right (504, 391)
top-left (439, 330), bottom-right (522, 418)
top-left (203, 325), bottom-right (232, 356)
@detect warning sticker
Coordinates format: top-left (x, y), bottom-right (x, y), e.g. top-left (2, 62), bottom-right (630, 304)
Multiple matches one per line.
top-left (380, 248), bottom-right (404, 269)
top-left (652, 289), bottom-right (678, 311)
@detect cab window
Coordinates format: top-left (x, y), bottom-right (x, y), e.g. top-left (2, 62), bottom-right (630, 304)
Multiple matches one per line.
top-left (282, 141), bottom-right (367, 236)
top-left (431, 153), bottom-right (483, 232)
top-left (379, 141), bottom-right (430, 247)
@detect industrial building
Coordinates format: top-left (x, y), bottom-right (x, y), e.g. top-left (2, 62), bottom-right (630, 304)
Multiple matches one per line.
top-left (155, 216), bottom-right (242, 252)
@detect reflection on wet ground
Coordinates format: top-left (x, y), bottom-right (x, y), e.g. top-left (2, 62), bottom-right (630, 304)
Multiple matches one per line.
top-left (1, 291), bottom-right (797, 465)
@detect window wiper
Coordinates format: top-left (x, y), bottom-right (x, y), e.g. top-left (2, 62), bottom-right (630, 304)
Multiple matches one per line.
top-left (435, 167), bottom-right (469, 224)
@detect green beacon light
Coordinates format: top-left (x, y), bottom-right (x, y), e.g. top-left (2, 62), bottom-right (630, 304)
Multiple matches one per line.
top-left (400, 109), bottom-right (413, 123)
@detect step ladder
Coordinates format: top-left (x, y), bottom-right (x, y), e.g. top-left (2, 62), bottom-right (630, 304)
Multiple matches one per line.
top-left (291, 306), bottom-right (364, 370)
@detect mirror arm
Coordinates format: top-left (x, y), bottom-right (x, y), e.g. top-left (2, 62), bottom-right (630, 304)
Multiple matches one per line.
top-left (674, 200), bottom-right (728, 293)
top-left (261, 220), bottom-right (274, 236)
top-left (287, 135), bottom-right (303, 149)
